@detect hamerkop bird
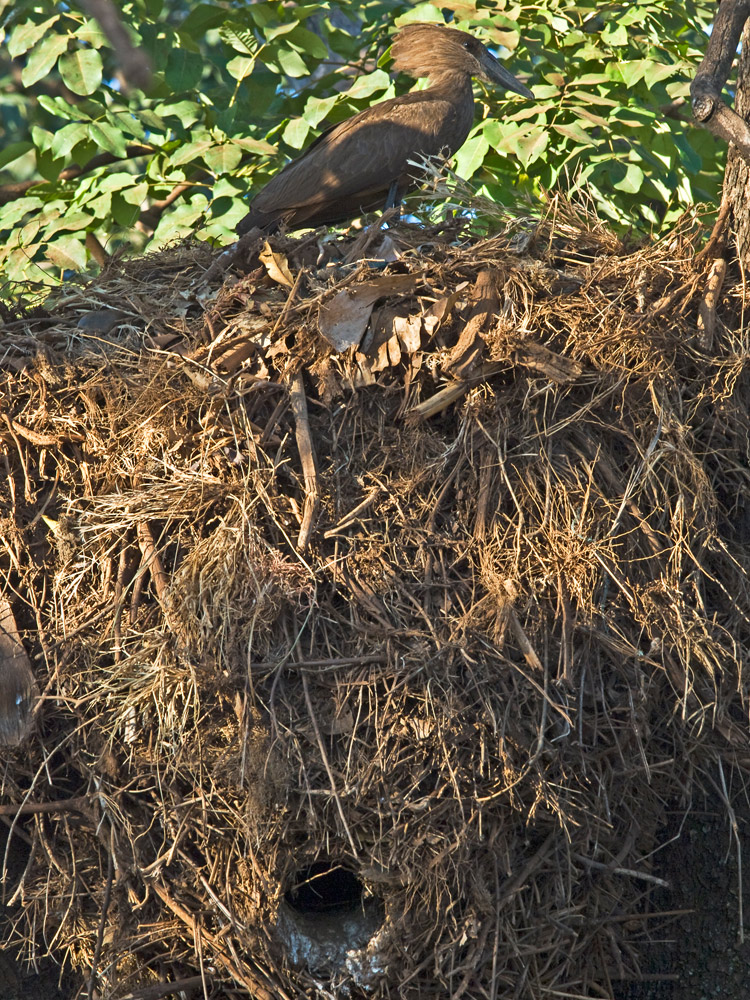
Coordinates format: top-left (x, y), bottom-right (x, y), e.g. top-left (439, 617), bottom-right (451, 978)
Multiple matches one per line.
top-left (237, 23), bottom-right (533, 234)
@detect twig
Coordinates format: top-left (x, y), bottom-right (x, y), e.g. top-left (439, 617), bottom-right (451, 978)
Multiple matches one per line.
top-left (301, 672), bottom-right (359, 860)
top-left (86, 847), bottom-right (114, 1000)
top-left (251, 653), bottom-right (385, 672)
top-left (198, 227), bottom-right (264, 288)
top-left (697, 255), bottom-right (727, 351)
top-left (289, 371), bottom-right (320, 550)
top-left (324, 487), bottom-right (382, 537)
top-left (573, 853), bottom-right (670, 887)
top-left (343, 205), bottom-right (400, 264)
top-left (116, 978), bottom-right (210, 1000)
top-left (151, 882), bottom-right (278, 1000)
top-left (0, 796), bottom-right (89, 817)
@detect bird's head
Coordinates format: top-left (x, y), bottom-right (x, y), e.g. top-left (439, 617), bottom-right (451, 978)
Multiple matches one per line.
top-left (391, 23), bottom-right (533, 99)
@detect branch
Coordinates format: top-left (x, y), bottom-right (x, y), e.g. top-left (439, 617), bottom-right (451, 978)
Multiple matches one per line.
top-left (691, 0), bottom-right (750, 164)
top-left (0, 145), bottom-right (154, 206)
top-left (80, 0), bottom-right (153, 92)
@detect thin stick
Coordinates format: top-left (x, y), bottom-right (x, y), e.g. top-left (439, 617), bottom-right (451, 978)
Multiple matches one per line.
top-left (116, 977), bottom-right (210, 1000)
top-left (86, 847), bottom-right (114, 1000)
top-left (0, 796), bottom-right (88, 817)
top-left (289, 372), bottom-right (319, 550)
top-left (301, 672), bottom-right (359, 860)
top-left (151, 882), bottom-right (279, 1000)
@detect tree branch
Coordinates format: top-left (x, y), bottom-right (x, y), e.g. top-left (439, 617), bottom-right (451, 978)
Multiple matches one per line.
top-left (691, 0), bottom-right (750, 164)
top-left (0, 145), bottom-right (154, 206)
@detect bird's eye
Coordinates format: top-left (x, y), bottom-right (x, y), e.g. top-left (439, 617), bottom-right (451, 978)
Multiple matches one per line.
top-left (463, 40), bottom-right (471, 49)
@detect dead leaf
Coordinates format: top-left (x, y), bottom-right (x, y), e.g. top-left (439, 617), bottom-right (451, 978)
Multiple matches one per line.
top-left (259, 242), bottom-right (294, 288)
top-left (318, 273), bottom-right (418, 352)
top-left (446, 270), bottom-right (499, 379)
top-left (508, 338), bottom-right (584, 382)
top-left (393, 314), bottom-right (422, 354)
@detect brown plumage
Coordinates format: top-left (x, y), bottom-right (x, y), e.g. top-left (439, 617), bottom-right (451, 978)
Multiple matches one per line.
top-left (237, 23), bottom-right (533, 234)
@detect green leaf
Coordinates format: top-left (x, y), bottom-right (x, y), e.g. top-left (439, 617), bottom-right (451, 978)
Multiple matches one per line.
top-left (165, 49), bottom-right (204, 90)
top-left (344, 70), bottom-right (392, 101)
top-left (276, 46), bottom-right (308, 78)
top-left (453, 133), bottom-right (490, 179)
top-left (88, 121), bottom-right (128, 157)
top-left (219, 22), bottom-right (259, 57)
top-left (46, 235), bottom-right (88, 272)
top-left (22, 34), bottom-right (70, 87)
top-left (302, 95), bottom-right (339, 128)
top-left (613, 162), bottom-right (644, 194)
top-left (0, 142), bottom-right (34, 170)
top-left (37, 95), bottom-right (88, 122)
top-left (395, 4), bottom-right (445, 25)
top-left (111, 192), bottom-right (140, 227)
top-left (226, 55), bottom-right (257, 81)
top-left (282, 118), bottom-right (310, 149)
top-left (672, 133), bottom-right (703, 174)
top-left (122, 182), bottom-right (150, 206)
top-left (51, 123), bottom-right (90, 160)
top-left (170, 140), bottom-right (214, 167)
top-left (263, 22), bottom-right (299, 42)
top-left (287, 4), bottom-right (330, 19)
top-left (154, 100), bottom-right (202, 128)
top-left (134, 109), bottom-right (169, 133)
top-left (31, 125), bottom-right (55, 154)
top-left (75, 19), bottom-right (108, 48)
top-left (44, 212), bottom-right (95, 238)
top-left (552, 122), bottom-right (596, 146)
top-left (81, 191), bottom-right (112, 217)
top-left (8, 15), bottom-right (59, 58)
top-left (59, 49), bottom-right (103, 96)
top-left (99, 173), bottom-right (138, 193)
top-left (643, 61), bottom-right (676, 87)
top-left (284, 25), bottom-right (329, 60)
top-left (610, 106), bottom-right (657, 127)
top-left (181, 4), bottom-right (228, 35)
top-left (230, 136), bottom-right (277, 156)
top-left (513, 128), bottom-right (549, 167)
top-left (0, 197), bottom-right (45, 230)
top-left (36, 148), bottom-right (66, 182)
top-left (602, 21), bottom-right (628, 47)
top-left (203, 144), bottom-right (243, 174)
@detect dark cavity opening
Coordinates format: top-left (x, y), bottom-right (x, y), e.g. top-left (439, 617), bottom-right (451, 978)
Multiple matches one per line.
top-left (284, 861), bottom-right (363, 914)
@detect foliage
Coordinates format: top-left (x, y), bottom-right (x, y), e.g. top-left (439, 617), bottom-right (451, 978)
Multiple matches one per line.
top-left (0, 0), bottom-right (724, 285)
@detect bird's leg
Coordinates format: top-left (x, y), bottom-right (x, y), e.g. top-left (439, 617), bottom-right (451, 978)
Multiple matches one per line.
top-left (384, 179), bottom-right (401, 218)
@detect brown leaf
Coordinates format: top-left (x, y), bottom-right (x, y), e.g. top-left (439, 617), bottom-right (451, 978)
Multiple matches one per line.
top-left (445, 270), bottom-right (499, 379)
top-left (318, 273), bottom-right (418, 352)
top-left (509, 338), bottom-right (583, 382)
top-left (259, 242), bottom-right (294, 288)
top-left (393, 314), bottom-right (422, 354)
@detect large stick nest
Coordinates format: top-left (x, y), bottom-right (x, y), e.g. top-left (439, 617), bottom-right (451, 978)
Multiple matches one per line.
top-left (1, 196), bottom-right (749, 999)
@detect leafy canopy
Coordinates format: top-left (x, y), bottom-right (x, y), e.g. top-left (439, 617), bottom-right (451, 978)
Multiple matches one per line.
top-left (0, 0), bottom-right (722, 285)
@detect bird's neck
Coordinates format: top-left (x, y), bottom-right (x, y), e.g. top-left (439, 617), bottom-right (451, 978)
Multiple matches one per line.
top-left (424, 70), bottom-right (474, 97)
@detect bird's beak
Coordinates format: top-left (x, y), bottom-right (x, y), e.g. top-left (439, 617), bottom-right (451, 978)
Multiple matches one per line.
top-left (478, 48), bottom-right (534, 99)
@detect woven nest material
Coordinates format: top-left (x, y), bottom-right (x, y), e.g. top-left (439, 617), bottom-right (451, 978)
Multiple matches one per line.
top-left (1, 196), bottom-right (749, 1000)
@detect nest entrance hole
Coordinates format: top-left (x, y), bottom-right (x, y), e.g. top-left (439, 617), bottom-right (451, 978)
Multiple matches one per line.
top-left (277, 861), bottom-right (386, 977)
top-left (285, 861), bottom-right (363, 914)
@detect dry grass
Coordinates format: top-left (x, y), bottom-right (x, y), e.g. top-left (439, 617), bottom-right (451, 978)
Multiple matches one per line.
top-left (1, 194), bottom-right (749, 999)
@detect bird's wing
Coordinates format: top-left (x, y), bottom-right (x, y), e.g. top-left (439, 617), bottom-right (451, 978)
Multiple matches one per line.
top-left (251, 92), bottom-right (465, 217)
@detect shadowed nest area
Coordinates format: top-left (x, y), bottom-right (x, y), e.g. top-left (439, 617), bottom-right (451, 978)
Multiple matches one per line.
top-left (1, 197), bottom-right (750, 1000)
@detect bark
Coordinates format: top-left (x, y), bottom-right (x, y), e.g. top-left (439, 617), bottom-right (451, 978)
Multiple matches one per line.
top-left (723, 21), bottom-right (750, 269)
top-left (691, 0), bottom-right (750, 161)
top-left (690, 2), bottom-right (750, 269)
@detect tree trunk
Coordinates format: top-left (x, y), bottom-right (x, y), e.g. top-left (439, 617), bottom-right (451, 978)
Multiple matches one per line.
top-left (723, 21), bottom-right (750, 268)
